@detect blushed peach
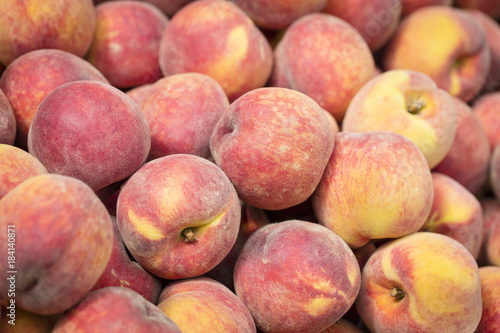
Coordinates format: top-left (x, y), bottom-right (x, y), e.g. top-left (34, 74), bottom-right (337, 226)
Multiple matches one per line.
top-left (0, 90), bottom-right (15, 145)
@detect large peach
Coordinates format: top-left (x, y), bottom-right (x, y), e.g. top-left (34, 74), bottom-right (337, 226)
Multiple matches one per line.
top-left (86, 1), bottom-right (168, 89)
top-left (432, 96), bottom-right (490, 194)
top-left (0, 90), bottom-right (15, 145)
top-left (234, 220), bottom-right (361, 333)
top-left (472, 92), bottom-right (500, 152)
top-left (158, 0), bottom-right (273, 101)
top-left (356, 232), bottom-right (482, 333)
top-left (0, 174), bottom-right (113, 315)
top-left (0, 49), bottom-right (109, 149)
top-left (116, 154), bottom-right (241, 280)
top-left (383, 6), bottom-right (491, 102)
top-left (157, 277), bottom-right (256, 332)
top-left (269, 13), bottom-right (375, 122)
top-left (342, 69), bottom-right (457, 169)
top-left (232, 0), bottom-right (327, 30)
top-left (139, 73), bottom-right (229, 160)
top-left (312, 131), bottom-right (433, 248)
top-left (421, 172), bottom-right (483, 259)
top-left (476, 266), bottom-right (500, 333)
top-left (0, 0), bottom-right (96, 66)
top-left (322, 0), bottom-right (402, 52)
top-left (210, 87), bottom-right (335, 210)
top-left (28, 80), bottom-right (150, 192)
top-left (52, 287), bottom-right (180, 333)
top-left (0, 144), bottom-right (48, 200)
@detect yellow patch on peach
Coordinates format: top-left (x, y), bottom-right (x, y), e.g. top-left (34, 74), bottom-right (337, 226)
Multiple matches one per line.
top-left (304, 297), bottom-right (334, 316)
top-left (127, 209), bottom-right (165, 241)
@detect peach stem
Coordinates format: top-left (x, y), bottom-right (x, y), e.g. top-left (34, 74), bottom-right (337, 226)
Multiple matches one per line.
top-left (182, 228), bottom-right (198, 243)
top-left (390, 287), bottom-right (405, 301)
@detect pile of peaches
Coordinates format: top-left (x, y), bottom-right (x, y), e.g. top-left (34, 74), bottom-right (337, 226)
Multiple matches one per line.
top-left (0, 0), bottom-right (500, 332)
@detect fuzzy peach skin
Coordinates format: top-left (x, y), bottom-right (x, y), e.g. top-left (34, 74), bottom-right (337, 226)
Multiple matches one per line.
top-left (232, 0), bottom-right (327, 30)
top-left (234, 220), bottom-right (361, 333)
top-left (433, 96), bottom-right (490, 194)
top-left (52, 287), bottom-right (181, 333)
top-left (157, 277), bottom-right (256, 332)
top-left (312, 131), bottom-right (434, 249)
top-left (0, 90), bottom-right (15, 145)
top-left (492, 143), bottom-right (500, 202)
top-left (400, 0), bottom-right (452, 16)
top-left (210, 87), bottom-right (335, 211)
top-left (485, 210), bottom-right (500, 266)
top-left (476, 266), bottom-right (500, 333)
top-left (356, 232), bottom-right (482, 333)
top-left (342, 69), bottom-right (457, 169)
top-left (0, 308), bottom-right (59, 333)
top-left (0, 0), bottom-right (96, 66)
top-left (382, 6), bottom-right (491, 102)
top-left (322, 0), bottom-right (402, 52)
top-left (86, 1), bottom-right (168, 89)
top-left (0, 49), bottom-right (109, 149)
top-left (28, 80), bottom-right (150, 192)
top-left (472, 92), bottom-right (500, 152)
top-left (456, 0), bottom-right (500, 19)
top-left (466, 9), bottom-right (500, 93)
top-left (478, 199), bottom-right (500, 265)
top-left (269, 13), bottom-right (375, 122)
top-left (158, 0), bottom-right (273, 101)
top-left (91, 217), bottom-right (163, 304)
top-left (139, 73), bottom-right (229, 160)
top-left (116, 154), bottom-right (241, 280)
top-left (421, 172), bottom-right (483, 259)
top-left (126, 83), bottom-right (155, 105)
top-left (0, 144), bottom-right (47, 200)
top-left (0, 174), bottom-right (113, 315)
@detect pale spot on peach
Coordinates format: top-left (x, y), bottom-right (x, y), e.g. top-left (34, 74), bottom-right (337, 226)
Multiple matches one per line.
top-left (127, 209), bottom-right (165, 241)
top-left (449, 70), bottom-right (461, 96)
top-left (347, 262), bottom-right (359, 288)
top-left (111, 269), bottom-right (117, 277)
top-left (120, 280), bottom-right (130, 286)
top-left (304, 297), bottom-right (334, 316)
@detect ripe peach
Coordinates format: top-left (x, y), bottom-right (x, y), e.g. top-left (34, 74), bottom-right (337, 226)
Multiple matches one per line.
top-left (0, 90), bottom-right (15, 145)
top-left (356, 232), bottom-right (482, 333)
top-left (0, 308), bottom-right (59, 333)
top-left (234, 220), bottom-right (361, 333)
top-left (210, 87), bottom-right (335, 210)
top-left (321, 318), bottom-right (364, 333)
top-left (383, 6), bottom-right (491, 102)
top-left (270, 13), bottom-right (375, 122)
top-left (492, 143), bottom-right (500, 202)
top-left (158, 0), bottom-right (273, 101)
top-left (0, 0), bottom-right (96, 66)
top-left (312, 131), bottom-right (433, 248)
top-left (116, 154), bottom-right (241, 280)
top-left (472, 92), bottom-right (500, 152)
top-left (0, 49), bottom-right (109, 149)
top-left (0, 174), bottom-right (113, 315)
top-left (86, 1), bottom-right (169, 88)
top-left (400, 0), bottom-right (452, 16)
top-left (28, 80), bottom-right (151, 192)
top-left (485, 212), bottom-right (500, 266)
top-left (476, 266), bottom-right (500, 333)
top-left (157, 277), bottom-right (256, 332)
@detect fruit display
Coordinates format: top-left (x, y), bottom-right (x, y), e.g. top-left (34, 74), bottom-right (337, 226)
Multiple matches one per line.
top-left (0, 0), bottom-right (500, 332)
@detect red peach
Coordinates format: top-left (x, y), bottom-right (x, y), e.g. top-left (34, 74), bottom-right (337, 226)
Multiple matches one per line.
top-left (0, 90), bottom-right (15, 145)
top-left (401, 0), bottom-right (452, 16)
top-left (492, 143), bottom-right (500, 202)
top-left (456, 0), bottom-right (500, 19)
top-left (472, 92), bottom-right (500, 151)
top-left (476, 266), bottom-right (500, 332)
top-left (485, 209), bottom-right (500, 266)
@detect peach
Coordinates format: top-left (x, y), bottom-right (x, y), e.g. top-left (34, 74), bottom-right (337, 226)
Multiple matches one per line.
top-left (157, 277), bottom-right (256, 332)
top-left (232, 0), bottom-right (327, 30)
top-left (401, 0), bottom-right (452, 16)
top-left (485, 210), bottom-right (500, 266)
top-left (322, 0), bottom-right (402, 52)
top-left (478, 198), bottom-right (500, 265)
top-left (0, 174), bottom-right (113, 315)
top-left (269, 13), bottom-right (375, 122)
top-left (116, 154), bottom-right (241, 280)
top-left (322, 318), bottom-right (364, 333)
top-left (456, 0), bottom-right (500, 19)
top-left (342, 69), bottom-right (457, 169)
top-left (0, 49), bottom-right (109, 149)
top-left (383, 6), bottom-right (491, 102)
top-left (472, 92), bottom-right (500, 151)
top-left (432, 96), bottom-right (490, 194)
top-left (312, 131), bottom-right (433, 249)
top-left (356, 232), bottom-right (482, 333)
top-left (143, 0), bottom-right (195, 17)
top-left (28, 80), bottom-right (151, 192)
top-left (0, 307), bottom-right (59, 332)
top-left (210, 87), bottom-right (335, 210)
top-left (234, 220), bottom-right (361, 333)
top-left (492, 143), bottom-right (500, 202)
top-left (138, 73), bottom-right (229, 160)
top-left (0, 90), bottom-right (15, 145)
top-left (466, 9), bottom-right (500, 93)
top-left (421, 172), bottom-right (483, 259)
top-left (91, 217), bottom-right (163, 304)
top-left (476, 266), bottom-right (500, 332)
top-left (52, 287), bottom-right (181, 332)
top-left (86, 1), bottom-right (169, 89)
top-left (158, 0), bottom-right (273, 101)
top-left (126, 83), bottom-right (155, 105)
top-left (0, 144), bottom-right (48, 200)
top-left (0, 0), bottom-right (96, 66)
